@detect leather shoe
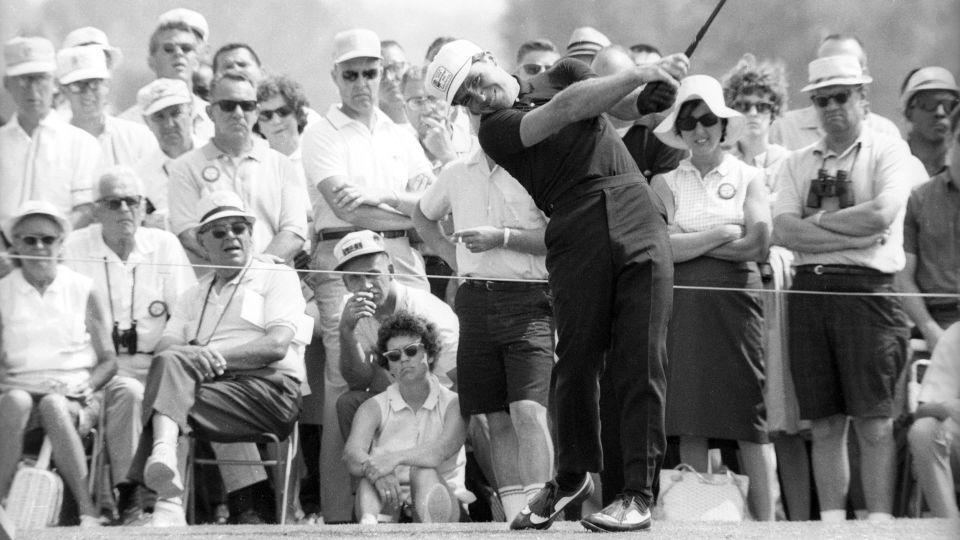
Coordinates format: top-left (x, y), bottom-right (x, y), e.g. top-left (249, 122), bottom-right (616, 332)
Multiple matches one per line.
top-left (580, 494), bottom-right (652, 532)
top-left (510, 474), bottom-right (594, 530)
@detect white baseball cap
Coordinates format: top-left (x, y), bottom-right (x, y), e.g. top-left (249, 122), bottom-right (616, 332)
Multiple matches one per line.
top-left (62, 26), bottom-right (122, 68)
top-left (332, 29), bottom-right (381, 64)
top-left (158, 8), bottom-right (209, 42)
top-left (654, 74), bottom-right (746, 150)
top-left (4, 36), bottom-right (56, 77)
top-left (57, 45), bottom-right (111, 85)
top-left (424, 39), bottom-right (483, 106)
top-left (333, 230), bottom-right (388, 271)
top-left (3, 200), bottom-right (71, 241)
top-left (801, 55), bottom-right (873, 93)
top-left (137, 78), bottom-right (192, 116)
top-left (196, 191), bottom-right (256, 228)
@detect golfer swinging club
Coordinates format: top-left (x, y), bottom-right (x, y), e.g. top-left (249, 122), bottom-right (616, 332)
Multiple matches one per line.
top-left (426, 42), bottom-right (688, 532)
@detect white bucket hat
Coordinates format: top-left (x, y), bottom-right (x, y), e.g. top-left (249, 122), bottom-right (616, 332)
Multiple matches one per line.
top-left (4, 36), bottom-right (56, 77)
top-left (57, 45), bottom-right (111, 85)
top-left (801, 55), bottom-right (872, 93)
top-left (425, 39), bottom-right (484, 106)
top-left (62, 26), bottom-right (122, 68)
top-left (654, 74), bottom-right (746, 150)
top-left (3, 200), bottom-right (71, 241)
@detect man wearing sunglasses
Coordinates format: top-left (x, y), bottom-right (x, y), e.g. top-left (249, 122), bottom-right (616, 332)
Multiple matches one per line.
top-left (301, 28), bottom-right (435, 523)
top-left (168, 72), bottom-right (307, 269)
top-left (62, 166), bottom-right (195, 524)
top-left (1, 36), bottom-right (102, 258)
top-left (57, 45), bottom-right (157, 169)
top-left (773, 55), bottom-right (927, 523)
top-left (426, 39), bottom-right (686, 532)
top-left (900, 66), bottom-right (959, 176)
top-left (117, 12), bottom-right (214, 144)
top-left (125, 190), bottom-right (310, 526)
top-left (514, 39), bottom-right (559, 85)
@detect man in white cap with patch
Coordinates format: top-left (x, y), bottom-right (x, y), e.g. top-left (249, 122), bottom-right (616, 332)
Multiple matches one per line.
top-left (426, 38), bottom-right (686, 532)
top-left (124, 190), bottom-right (310, 526)
top-left (773, 54), bottom-right (927, 522)
top-left (134, 78), bottom-right (198, 229)
top-left (168, 72), bottom-right (307, 267)
top-left (900, 66), bottom-right (959, 176)
top-left (57, 45), bottom-right (158, 168)
top-left (300, 28), bottom-right (434, 523)
top-left (117, 8), bottom-right (213, 142)
top-left (770, 34), bottom-right (901, 150)
top-left (1, 37), bottom-right (102, 239)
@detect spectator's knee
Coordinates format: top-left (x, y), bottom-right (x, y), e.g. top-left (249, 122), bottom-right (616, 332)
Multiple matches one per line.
top-left (107, 376), bottom-right (144, 404)
top-left (508, 400), bottom-right (547, 431)
top-left (0, 389), bottom-right (34, 415)
top-left (485, 410), bottom-right (513, 437)
top-left (853, 417), bottom-right (893, 446)
top-left (811, 414), bottom-right (847, 441)
top-left (908, 417), bottom-right (947, 453)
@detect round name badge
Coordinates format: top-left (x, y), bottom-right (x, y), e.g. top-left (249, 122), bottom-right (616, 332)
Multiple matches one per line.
top-left (148, 300), bottom-right (168, 318)
top-left (201, 165), bottom-right (220, 182)
top-left (717, 182), bottom-right (736, 200)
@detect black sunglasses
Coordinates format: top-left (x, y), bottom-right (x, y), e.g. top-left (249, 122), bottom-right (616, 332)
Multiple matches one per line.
top-left (18, 235), bottom-right (60, 247)
top-left (521, 63), bottom-right (552, 76)
top-left (99, 196), bottom-right (143, 210)
top-left (383, 341), bottom-right (423, 363)
top-left (676, 112), bottom-right (720, 131)
top-left (732, 100), bottom-right (774, 114)
top-left (207, 222), bottom-right (250, 239)
top-left (341, 69), bottom-right (380, 82)
top-left (810, 89), bottom-right (852, 108)
top-left (258, 105), bottom-right (293, 121)
top-left (214, 100), bottom-right (258, 113)
top-left (911, 95), bottom-right (960, 113)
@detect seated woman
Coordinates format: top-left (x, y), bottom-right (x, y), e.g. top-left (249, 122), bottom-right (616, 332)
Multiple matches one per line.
top-left (344, 311), bottom-right (472, 524)
top-left (651, 75), bottom-right (777, 520)
top-left (0, 201), bottom-right (116, 527)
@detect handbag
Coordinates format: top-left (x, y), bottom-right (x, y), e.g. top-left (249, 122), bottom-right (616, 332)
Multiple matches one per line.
top-left (654, 463), bottom-right (751, 522)
top-left (5, 437), bottom-right (64, 529)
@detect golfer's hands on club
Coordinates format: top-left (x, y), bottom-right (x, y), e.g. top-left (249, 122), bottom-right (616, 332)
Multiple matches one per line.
top-left (636, 53), bottom-right (690, 115)
top-left (452, 226), bottom-right (504, 253)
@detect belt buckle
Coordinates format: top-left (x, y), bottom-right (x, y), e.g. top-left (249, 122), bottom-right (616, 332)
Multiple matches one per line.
top-left (813, 264), bottom-right (825, 275)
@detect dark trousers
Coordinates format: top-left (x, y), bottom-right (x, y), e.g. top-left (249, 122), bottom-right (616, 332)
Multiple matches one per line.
top-left (126, 350), bottom-right (302, 485)
top-left (545, 181), bottom-right (672, 503)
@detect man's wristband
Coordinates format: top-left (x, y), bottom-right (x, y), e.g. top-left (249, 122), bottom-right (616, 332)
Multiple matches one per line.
top-left (503, 227), bottom-right (511, 247)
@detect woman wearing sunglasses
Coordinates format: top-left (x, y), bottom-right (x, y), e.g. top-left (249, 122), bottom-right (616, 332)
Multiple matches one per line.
top-left (0, 201), bottom-right (116, 527)
top-left (344, 311), bottom-right (471, 525)
top-left (722, 56), bottom-right (812, 521)
top-left (651, 74), bottom-right (777, 520)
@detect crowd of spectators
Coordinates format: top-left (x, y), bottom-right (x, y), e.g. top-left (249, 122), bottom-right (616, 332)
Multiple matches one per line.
top-left (0, 6), bottom-right (958, 530)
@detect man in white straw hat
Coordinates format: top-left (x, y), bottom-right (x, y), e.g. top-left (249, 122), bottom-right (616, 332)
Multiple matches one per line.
top-left (772, 54), bottom-right (927, 522)
top-left (57, 45), bottom-right (157, 168)
top-left (1, 37), bottom-right (102, 239)
top-left (900, 66), bottom-right (959, 176)
top-left (425, 39), bottom-right (687, 532)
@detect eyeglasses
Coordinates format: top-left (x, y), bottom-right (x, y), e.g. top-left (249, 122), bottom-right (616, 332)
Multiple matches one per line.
top-left (99, 196), bottom-right (143, 210)
top-left (911, 95), bottom-right (960, 113)
top-left (214, 100), bottom-right (258, 113)
top-left (521, 63), bottom-right (553, 76)
top-left (12, 73), bottom-right (53, 88)
top-left (65, 79), bottom-right (105, 94)
top-left (732, 100), bottom-right (774, 114)
top-left (258, 105), bottom-right (293, 121)
top-left (676, 112), bottom-right (720, 131)
top-left (206, 222), bottom-right (250, 239)
top-left (17, 235), bottom-right (60, 247)
top-left (810, 89), bottom-right (853, 108)
top-left (405, 95), bottom-right (443, 112)
top-left (149, 104), bottom-right (188, 123)
top-left (341, 68), bottom-right (380, 82)
top-left (161, 42), bottom-right (196, 55)
top-left (383, 341), bottom-right (423, 363)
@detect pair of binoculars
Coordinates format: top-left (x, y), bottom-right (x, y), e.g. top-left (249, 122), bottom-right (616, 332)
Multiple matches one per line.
top-left (806, 169), bottom-right (855, 208)
top-left (112, 320), bottom-right (138, 355)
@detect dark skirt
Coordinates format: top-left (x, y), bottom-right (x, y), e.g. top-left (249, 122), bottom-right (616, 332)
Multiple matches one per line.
top-left (665, 256), bottom-right (768, 443)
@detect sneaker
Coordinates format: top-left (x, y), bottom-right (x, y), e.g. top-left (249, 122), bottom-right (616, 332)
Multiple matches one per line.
top-left (418, 483), bottom-right (453, 523)
top-left (143, 443), bottom-right (183, 498)
top-left (79, 514), bottom-right (107, 528)
top-left (580, 494), bottom-right (651, 533)
top-left (144, 499), bottom-right (187, 527)
top-left (510, 475), bottom-right (594, 530)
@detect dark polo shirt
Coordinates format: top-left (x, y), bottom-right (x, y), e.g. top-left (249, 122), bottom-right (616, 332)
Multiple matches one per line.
top-left (903, 167), bottom-right (960, 312)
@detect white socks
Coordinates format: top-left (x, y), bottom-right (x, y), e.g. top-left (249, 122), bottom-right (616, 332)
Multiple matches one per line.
top-left (498, 485), bottom-right (526, 521)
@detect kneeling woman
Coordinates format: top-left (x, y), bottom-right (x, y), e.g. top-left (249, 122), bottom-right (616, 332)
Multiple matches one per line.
top-left (344, 311), bottom-right (473, 524)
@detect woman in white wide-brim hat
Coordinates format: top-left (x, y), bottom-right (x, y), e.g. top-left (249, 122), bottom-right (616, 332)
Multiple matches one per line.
top-left (650, 74), bottom-right (778, 521)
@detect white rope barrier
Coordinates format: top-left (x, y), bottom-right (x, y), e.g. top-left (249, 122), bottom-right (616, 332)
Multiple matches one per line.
top-left (7, 253), bottom-right (960, 299)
